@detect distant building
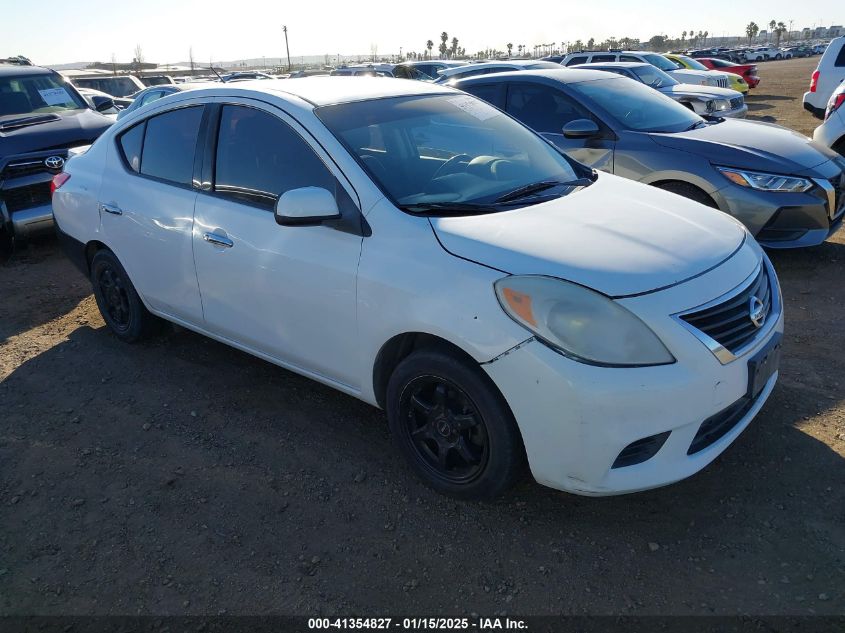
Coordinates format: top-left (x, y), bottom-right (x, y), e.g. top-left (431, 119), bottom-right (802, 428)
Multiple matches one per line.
top-left (829, 25), bottom-right (843, 38)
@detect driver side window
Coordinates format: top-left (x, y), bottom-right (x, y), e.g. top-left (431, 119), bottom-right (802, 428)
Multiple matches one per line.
top-left (505, 83), bottom-right (592, 135)
top-left (213, 105), bottom-right (352, 211)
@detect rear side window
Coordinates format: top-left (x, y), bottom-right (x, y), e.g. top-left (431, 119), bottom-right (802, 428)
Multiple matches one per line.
top-left (565, 56), bottom-right (588, 67)
top-left (836, 43), bottom-right (845, 67)
top-left (119, 122), bottom-right (145, 173)
top-left (139, 107), bottom-right (203, 185)
top-left (213, 105), bottom-right (339, 209)
top-left (461, 83), bottom-right (502, 107)
top-left (506, 83), bottom-right (592, 134)
top-left (591, 54), bottom-right (617, 63)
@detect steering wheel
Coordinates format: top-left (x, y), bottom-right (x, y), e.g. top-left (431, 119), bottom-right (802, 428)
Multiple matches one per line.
top-left (431, 153), bottom-right (472, 181)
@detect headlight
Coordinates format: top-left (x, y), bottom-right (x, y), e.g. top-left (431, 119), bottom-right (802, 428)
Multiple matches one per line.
top-left (716, 167), bottom-right (814, 193)
top-left (494, 276), bottom-right (675, 367)
top-left (710, 99), bottom-right (731, 112)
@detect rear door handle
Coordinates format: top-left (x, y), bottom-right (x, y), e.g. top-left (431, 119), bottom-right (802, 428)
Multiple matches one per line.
top-left (100, 203), bottom-right (122, 216)
top-left (203, 232), bottom-right (234, 248)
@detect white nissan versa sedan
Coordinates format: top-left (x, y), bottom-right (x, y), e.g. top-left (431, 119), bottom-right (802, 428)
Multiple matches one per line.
top-left (52, 78), bottom-right (783, 499)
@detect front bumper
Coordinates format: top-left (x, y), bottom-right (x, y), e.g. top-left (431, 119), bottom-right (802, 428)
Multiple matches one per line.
top-left (8, 203), bottom-right (54, 239)
top-left (713, 168), bottom-right (845, 248)
top-left (483, 251), bottom-right (784, 496)
top-left (721, 104), bottom-right (748, 119)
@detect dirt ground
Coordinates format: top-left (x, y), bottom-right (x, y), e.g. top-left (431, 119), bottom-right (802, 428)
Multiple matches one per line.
top-left (1, 57), bottom-right (843, 617)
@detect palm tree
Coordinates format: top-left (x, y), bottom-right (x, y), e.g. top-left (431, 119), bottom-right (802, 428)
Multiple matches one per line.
top-left (450, 37), bottom-right (459, 58)
top-left (507, 42), bottom-right (513, 58)
top-left (439, 32), bottom-right (448, 59)
top-left (769, 20), bottom-right (776, 42)
top-left (426, 39), bottom-right (433, 60)
top-left (703, 30), bottom-right (709, 46)
top-left (774, 22), bottom-right (787, 46)
top-left (517, 44), bottom-right (523, 56)
top-left (746, 21), bottom-right (759, 43)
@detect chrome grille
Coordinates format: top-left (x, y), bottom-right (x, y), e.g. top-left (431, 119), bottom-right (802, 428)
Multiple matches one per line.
top-left (679, 264), bottom-right (774, 357)
top-left (717, 76), bottom-right (728, 88)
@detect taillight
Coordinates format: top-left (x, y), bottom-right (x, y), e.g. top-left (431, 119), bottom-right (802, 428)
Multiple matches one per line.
top-left (810, 69), bottom-right (820, 92)
top-left (826, 93), bottom-right (845, 120)
top-left (51, 172), bottom-right (70, 196)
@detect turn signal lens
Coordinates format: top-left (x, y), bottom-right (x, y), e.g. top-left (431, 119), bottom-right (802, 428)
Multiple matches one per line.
top-left (809, 69), bottom-right (819, 92)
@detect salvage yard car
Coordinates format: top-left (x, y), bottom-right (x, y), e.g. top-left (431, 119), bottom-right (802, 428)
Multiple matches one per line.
top-left (54, 78), bottom-right (784, 499)
top-left (455, 69), bottom-right (845, 248)
top-left (1, 61), bottom-right (113, 258)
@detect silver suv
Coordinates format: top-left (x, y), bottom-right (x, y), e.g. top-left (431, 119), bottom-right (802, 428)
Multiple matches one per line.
top-left (560, 50), bottom-right (728, 88)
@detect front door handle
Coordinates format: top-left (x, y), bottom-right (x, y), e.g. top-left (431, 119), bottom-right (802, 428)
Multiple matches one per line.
top-left (100, 202), bottom-right (122, 216)
top-left (203, 232), bottom-right (234, 248)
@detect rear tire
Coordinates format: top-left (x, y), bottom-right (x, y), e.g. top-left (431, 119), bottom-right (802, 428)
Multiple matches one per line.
top-left (654, 181), bottom-right (718, 209)
top-left (90, 249), bottom-right (161, 343)
top-left (386, 348), bottom-right (525, 500)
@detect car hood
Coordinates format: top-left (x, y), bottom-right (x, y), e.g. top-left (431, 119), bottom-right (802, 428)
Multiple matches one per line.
top-left (0, 109), bottom-right (113, 158)
top-left (649, 118), bottom-right (841, 174)
top-left (667, 68), bottom-right (713, 85)
top-left (659, 83), bottom-right (741, 100)
top-left (430, 173), bottom-right (745, 297)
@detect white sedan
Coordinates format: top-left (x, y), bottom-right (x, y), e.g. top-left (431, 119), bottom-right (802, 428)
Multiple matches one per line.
top-left (52, 78), bottom-right (783, 499)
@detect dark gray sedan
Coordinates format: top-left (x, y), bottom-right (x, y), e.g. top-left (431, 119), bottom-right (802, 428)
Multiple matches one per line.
top-left (454, 69), bottom-right (845, 248)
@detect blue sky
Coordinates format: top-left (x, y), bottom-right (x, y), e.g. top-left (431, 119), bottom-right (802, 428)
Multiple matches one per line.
top-left (6, 0), bottom-right (842, 65)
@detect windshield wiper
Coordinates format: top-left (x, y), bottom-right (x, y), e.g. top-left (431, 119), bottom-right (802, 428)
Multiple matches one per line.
top-left (494, 178), bottom-right (593, 204)
top-left (398, 202), bottom-right (501, 215)
top-left (685, 120), bottom-right (707, 131)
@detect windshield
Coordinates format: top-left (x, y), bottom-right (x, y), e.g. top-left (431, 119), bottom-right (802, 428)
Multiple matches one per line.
top-left (674, 55), bottom-right (709, 71)
top-left (316, 94), bottom-right (583, 211)
top-left (0, 73), bottom-right (87, 116)
top-left (632, 65), bottom-right (678, 88)
top-left (642, 53), bottom-right (681, 72)
top-left (571, 77), bottom-right (703, 133)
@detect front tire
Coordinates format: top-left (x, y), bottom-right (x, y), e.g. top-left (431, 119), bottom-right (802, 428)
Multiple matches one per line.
top-left (386, 348), bottom-right (525, 500)
top-left (90, 249), bottom-right (160, 343)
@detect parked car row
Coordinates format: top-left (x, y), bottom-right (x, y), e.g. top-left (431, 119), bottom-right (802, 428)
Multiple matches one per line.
top-left (4, 53), bottom-right (844, 499)
top-left (687, 42), bottom-right (828, 64)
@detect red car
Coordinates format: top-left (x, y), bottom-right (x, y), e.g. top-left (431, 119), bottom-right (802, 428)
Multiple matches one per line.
top-left (698, 58), bottom-right (760, 88)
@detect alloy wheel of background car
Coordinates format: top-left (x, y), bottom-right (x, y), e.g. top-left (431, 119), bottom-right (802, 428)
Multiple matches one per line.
top-left (387, 349), bottom-right (525, 500)
top-left (90, 250), bottom-right (160, 343)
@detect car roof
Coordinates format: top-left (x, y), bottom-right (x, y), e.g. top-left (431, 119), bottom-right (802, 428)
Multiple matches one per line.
top-left (0, 64), bottom-right (54, 77)
top-left (453, 68), bottom-right (618, 86)
top-left (438, 60), bottom-right (560, 77)
top-left (181, 76), bottom-right (454, 107)
top-left (575, 61), bottom-right (649, 69)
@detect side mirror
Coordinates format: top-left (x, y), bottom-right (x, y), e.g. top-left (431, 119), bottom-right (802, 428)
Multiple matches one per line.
top-left (92, 96), bottom-right (115, 113)
top-left (562, 119), bottom-right (600, 139)
top-left (274, 187), bottom-right (341, 226)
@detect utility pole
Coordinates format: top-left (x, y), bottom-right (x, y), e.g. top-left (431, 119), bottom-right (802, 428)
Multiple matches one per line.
top-left (283, 25), bottom-right (292, 71)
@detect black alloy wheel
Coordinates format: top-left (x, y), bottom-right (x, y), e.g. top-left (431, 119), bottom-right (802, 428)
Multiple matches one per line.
top-left (400, 375), bottom-right (489, 485)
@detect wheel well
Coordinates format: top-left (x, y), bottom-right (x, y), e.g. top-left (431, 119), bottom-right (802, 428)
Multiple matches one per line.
top-left (650, 179), bottom-right (719, 208)
top-left (84, 240), bottom-right (109, 274)
top-left (372, 333), bottom-right (479, 408)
